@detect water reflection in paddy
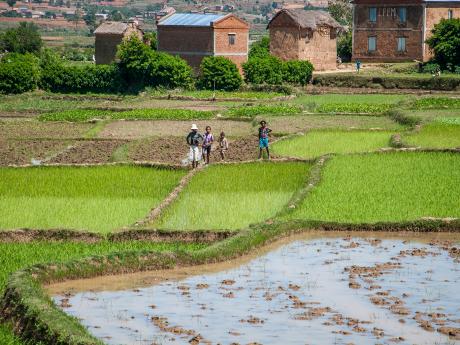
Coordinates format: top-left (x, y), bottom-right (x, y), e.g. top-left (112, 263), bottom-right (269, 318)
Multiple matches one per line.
top-left (49, 232), bottom-right (460, 345)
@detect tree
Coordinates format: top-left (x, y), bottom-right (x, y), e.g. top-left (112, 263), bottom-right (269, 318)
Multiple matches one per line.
top-left (0, 53), bottom-right (41, 94)
top-left (198, 56), bottom-right (242, 91)
top-left (6, 0), bottom-right (16, 8)
top-left (426, 18), bottom-right (460, 70)
top-left (282, 60), bottom-right (314, 85)
top-left (117, 34), bottom-right (154, 85)
top-left (249, 36), bottom-right (270, 59)
top-left (0, 22), bottom-right (43, 54)
top-left (328, 0), bottom-right (352, 26)
top-left (144, 32), bottom-right (157, 50)
top-left (242, 56), bottom-right (284, 85)
top-left (337, 31), bottom-right (352, 62)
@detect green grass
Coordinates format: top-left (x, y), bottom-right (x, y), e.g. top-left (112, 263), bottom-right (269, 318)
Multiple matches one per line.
top-left (401, 109), bottom-right (460, 123)
top-left (0, 166), bottom-right (185, 233)
top-left (154, 162), bottom-right (311, 230)
top-left (284, 152), bottom-right (460, 223)
top-left (0, 240), bottom-right (205, 345)
top-left (38, 108), bottom-right (215, 122)
top-left (272, 130), bottom-right (393, 159)
top-left (315, 103), bottom-right (392, 114)
top-left (403, 123), bottom-right (460, 149)
top-left (226, 104), bottom-right (302, 117)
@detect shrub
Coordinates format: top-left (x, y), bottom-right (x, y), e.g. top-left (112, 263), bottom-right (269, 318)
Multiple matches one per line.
top-left (0, 53), bottom-right (40, 94)
top-left (282, 60), bottom-right (313, 85)
top-left (337, 31), bottom-right (352, 62)
top-left (0, 22), bottom-right (43, 55)
top-left (40, 63), bottom-right (123, 93)
top-left (242, 56), bottom-right (284, 85)
top-left (422, 63), bottom-right (441, 75)
top-left (198, 56), bottom-right (242, 91)
top-left (248, 36), bottom-right (270, 59)
top-left (148, 52), bottom-right (194, 89)
top-left (426, 18), bottom-right (460, 69)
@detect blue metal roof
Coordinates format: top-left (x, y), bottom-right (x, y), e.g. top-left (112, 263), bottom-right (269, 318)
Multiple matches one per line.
top-left (158, 13), bottom-right (226, 27)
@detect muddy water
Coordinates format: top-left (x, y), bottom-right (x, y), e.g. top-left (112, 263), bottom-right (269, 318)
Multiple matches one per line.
top-left (49, 232), bottom-right (460, 345)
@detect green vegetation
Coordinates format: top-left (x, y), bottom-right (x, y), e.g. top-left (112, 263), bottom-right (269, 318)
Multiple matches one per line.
top-left (293, 93), bottom-right (408, 106)
top-left (411, 97), bottom-right (460, 110)
top-left (0, 240), bottom-right (205, 344)
top-left (285, 152), bottom-right (460, 223)
top-left (272, 130), bottom-right (393, 159)
top-left (154, 162), bottom-right (311, 230)
top-left (403, 122), bottom-right (460, 148)
top-left (0, 22), bottom-right (42, 55)
top-left (164, 89), bottom-right (284, 99)
top-left (425, 18), bottom-right (460, 70)
top-left (226, 104), bottom-right (302, 117)
top-left (0, 166), bottom-right (185, 233)
top-left (316, 103), bottom-right (392, 114)
top-left (0, 53), bottom-right (40, 94)
top-left (39, 108), bottom-right (214, 122)
top-left (198, 56), bottom-right (242, 91)
top-left (437, 117), bottom-right (460, 125)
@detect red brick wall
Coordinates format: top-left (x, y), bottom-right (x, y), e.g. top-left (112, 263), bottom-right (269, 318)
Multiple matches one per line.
top-left (157, 26), bottom-right (213, 53)
top-left (424, 5), bottom-right (460, 61)
top-left (352, 3), bottom-right (424, 62)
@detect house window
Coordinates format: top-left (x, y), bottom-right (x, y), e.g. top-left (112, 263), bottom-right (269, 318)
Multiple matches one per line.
top-left (397, 37), bottom-right (406, 52)
top-left (228, 33), bottom-right (236, 45)
top-left (369, 7), bottom-right (377, 22)
top-left (448, 9), bottom-right (453, 19)
top-left (368, 36), bottom-right (376, 51)
top-left (398, 7), bottom-right (407, 22)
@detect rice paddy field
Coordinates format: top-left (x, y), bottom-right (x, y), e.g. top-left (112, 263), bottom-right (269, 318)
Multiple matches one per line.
top-left (272, 130), bottom-right (393, 158)
top-left (153, 162), bottom-right (311, 230)
top-left (284, 152), bottom-right (460, 223)
top-left (1, 90), bottom-right (460, 345)
top-left (0, 166), bottom-right (185, 233)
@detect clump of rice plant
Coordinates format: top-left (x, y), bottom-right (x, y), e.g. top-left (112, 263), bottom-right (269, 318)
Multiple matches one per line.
top-left (272, 130), bottom-right (393, 159)
top-left (154, 162), bottom-right (311, 230)
top-left (284, 152), bottom-right (460, 223)
top-left (0, 166), bottom-right (185, 233)
top-left (226, 104), bottom-right (302, 117)
top-left (403, 122), bottom-right (460, 148)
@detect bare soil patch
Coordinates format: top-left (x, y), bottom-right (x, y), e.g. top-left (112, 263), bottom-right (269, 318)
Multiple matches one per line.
top-left (128, 136), bottom-right (264, 164)
top-left (0, 120), bottom-right (93, 139)
top-left (98, 120), bottom-right (253, 140)
top-left (48, 140), bottom-right (128, 164)
top-left (0, 139), bottom-right (71, 166)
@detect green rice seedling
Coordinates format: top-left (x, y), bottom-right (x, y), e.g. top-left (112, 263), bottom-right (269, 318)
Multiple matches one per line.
top-left (435, 117), bottom-right (460, 125)
top-left (272, 130), bottom-right (393, 159)
top-left (0, 166), bottom-right (185, 233)
top-left (149, 89), bottom-right (285, 100)
top-left (284, 152), bottom-right (460, 223)
top-left (0, 240), bottom-right (205, 344)
top-left (411, 97), bottom-right (460, 110)
top-left (398, 109), bottom-right (460, 123)
top-left (226, 104), bottom-right (303, 118)
top-left (38, 108), bottom-right (215, 122)
top-left (403, 122), bottom-right (460, 149)
top-left (154, 162), bottom-right (311, 230)
top-left (293, 94), bottom-right (408, 106)
top-left (316, 103), bottom-right (392, 114)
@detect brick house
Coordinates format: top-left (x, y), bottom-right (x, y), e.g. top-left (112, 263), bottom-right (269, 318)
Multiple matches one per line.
top-left (94, 21), bottom-right (143, 64)
top-left (157, 13), bottom-right (249, 73)
top-left (268, 9), bottom-right (343, 71)
top-left (352, 0), bottom-right (460, 62)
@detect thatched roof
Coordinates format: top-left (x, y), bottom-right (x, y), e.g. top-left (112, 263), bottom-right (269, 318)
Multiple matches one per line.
top-left (94, 21), bottom-right (130, 35)
top-left (269, 9), bottom-right (343, 31)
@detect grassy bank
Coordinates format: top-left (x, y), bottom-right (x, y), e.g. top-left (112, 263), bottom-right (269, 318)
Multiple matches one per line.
top-left (272, 130), bottom-right (393, 159)
top-left (0, 241), bottom-right (205, 344)
top-left (154, 162), bottom-right (312, 230)
top-left (284, 152), bottom-right (460, 223)
top-left (0, 166), bottom-right (185, 233)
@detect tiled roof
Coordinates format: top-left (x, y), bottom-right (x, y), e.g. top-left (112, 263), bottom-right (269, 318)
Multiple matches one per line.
top-left (158, 13), bottom-right (226, 27)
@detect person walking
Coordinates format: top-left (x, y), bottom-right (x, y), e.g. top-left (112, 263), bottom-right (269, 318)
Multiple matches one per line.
top-left (258, 120), bottom-right (272, 160)
top-left (202, 126), bottom-right (214, 165)
top-left (186, 124), bottom-right (203, 169)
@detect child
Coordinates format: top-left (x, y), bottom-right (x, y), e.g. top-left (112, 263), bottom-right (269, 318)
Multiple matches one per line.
top-left (186, 124), bottom-right (203, 168)
top-left (258, 120), bottom-right (272, 160)
top-left (202, 126), bottom-right (214, 165)
top-left (218, 131), bottom-right (229, 161)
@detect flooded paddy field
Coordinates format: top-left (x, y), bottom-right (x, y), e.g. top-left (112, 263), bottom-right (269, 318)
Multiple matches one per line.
top-left (49, 232), bottom-right (460, 345)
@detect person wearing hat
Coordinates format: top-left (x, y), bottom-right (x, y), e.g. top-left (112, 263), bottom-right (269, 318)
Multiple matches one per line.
top-left (258, 120), bottom-right (272, 160)
top-left (186, 124), bottom-right (204, 168)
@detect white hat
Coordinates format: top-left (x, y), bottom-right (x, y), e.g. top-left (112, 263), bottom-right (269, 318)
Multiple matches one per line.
top-left (191, 124), bottom-right (198, 130)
